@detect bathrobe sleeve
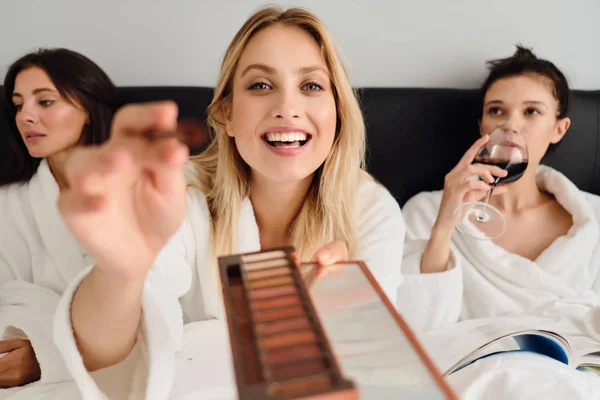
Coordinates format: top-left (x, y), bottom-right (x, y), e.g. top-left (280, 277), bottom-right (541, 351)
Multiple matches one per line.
top-left (53, 193), bottom-right (199, 400)
top-left (353, 178), bottom-right (406, 308)
top-left (396, 191), bottom-right (463, 332)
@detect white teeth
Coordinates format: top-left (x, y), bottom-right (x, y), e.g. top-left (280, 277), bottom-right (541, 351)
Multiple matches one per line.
top-left (265, 132), bottom-right (308, 142)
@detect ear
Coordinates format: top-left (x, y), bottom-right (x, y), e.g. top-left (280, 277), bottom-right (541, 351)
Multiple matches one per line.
top-left (550, 117), bottom-right (570, 144)
top-left (222, 101), bottom-right (235, 138)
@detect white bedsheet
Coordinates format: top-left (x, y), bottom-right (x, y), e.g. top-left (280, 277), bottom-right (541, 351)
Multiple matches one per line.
top-left (448, 352), bottom-right (600, 400)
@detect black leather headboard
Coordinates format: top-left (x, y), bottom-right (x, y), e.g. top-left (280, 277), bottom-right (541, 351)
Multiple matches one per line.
top-left (2, 86), bottom-right (599, 206)
top-left (358, 88), bottom-right (600, 205)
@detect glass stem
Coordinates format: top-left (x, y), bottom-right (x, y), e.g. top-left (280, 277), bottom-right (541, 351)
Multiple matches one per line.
top-left (483, 185), bottom-right (495, 205)
top-left (477, 178), bottom-right (499, 221)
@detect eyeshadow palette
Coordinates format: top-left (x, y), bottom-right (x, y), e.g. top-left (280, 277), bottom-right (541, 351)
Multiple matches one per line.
top-left (219, 247), bottom-right (457, 400)
top-left (218, 247), bottom-right (357, 400)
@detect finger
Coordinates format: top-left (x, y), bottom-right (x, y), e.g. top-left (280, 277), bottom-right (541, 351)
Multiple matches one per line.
top-left (0, 353), bottom-right (10, 375)
top-left (475, 164), bottom-right (509, 179)
top-left (464, 164), bottom-right (508, 184)
top-left (0, 364), bottom-right (11, 378)
top-left (314, 240), bottom-right (348, 265)
top-left (66, 148), bottom-right (133, 197)
top-left (464, 190), bottom-right (491, 203)
top-left (462, 182), bottom-right (508, 203)
top-left (145, 139), bottom-right (189, 194)
top-left (112, 101), bottom-right (179, 140)
top-left (459, 180), bottom-right (493, 203)
top-left (0, 340), bottom-right (26, 355)
top-left (177, 118), bottom-right (211, 149)
top-left (0, 349), bottom-right (20, 375)
top-left (58, 190), bottom-right (107, 216)
top-left (490, 185), bottom-right (508, 195)
top-left (463, 168), bottom-right (495, 184)
top-left (458, 135), bottom-right (490, 166)
top-left (290, 251), bottom-right (300, 266)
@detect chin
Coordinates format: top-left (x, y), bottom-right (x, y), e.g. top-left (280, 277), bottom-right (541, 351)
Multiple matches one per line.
top-left (258, 168), bottom-right (318, 185)
top-left (27, 148), bottom-right (51, 159)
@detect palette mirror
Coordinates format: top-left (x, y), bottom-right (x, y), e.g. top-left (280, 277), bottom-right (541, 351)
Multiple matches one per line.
top-left (303, 261), bottom-right (454, 399)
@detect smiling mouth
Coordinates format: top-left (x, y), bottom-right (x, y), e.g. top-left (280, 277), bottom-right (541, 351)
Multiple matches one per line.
top-left (262, 132), bottom-right (312, 148)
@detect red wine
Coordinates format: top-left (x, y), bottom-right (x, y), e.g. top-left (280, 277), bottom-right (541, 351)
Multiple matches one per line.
top-left (474, 159), bottom-right (528, 185)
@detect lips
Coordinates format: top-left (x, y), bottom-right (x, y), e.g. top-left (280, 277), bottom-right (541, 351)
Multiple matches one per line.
top-left (499, 141), bottom-right (524, 150)
top-left (24, 131), bottom-right (46, 139)
top-left (261, 127), bottom-right (313, 149)
top-left (261, 132), bottom-right (312, 148)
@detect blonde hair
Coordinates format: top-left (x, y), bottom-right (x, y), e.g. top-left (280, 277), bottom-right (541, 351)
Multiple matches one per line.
top-left (188, 6), bottom-right (368, 261)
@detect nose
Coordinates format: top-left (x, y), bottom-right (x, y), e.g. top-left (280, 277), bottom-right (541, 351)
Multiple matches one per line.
top-left (16, 103), bottom-right (36, 126)
top-left (271, 89), bottom-right (301, 120)
top-left (498, 117), bottom-right (524, 135)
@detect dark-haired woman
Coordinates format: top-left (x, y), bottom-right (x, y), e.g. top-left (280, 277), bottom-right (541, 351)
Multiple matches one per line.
top-left (398, 45), bottom-right (600, 400)
top-left (0, 48), bottom-right (116, 390)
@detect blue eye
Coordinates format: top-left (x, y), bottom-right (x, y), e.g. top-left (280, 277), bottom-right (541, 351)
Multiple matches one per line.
top-left (248, 81), bottom-right (272, 91)
top-left (303, 82), bottom-right (323, 91)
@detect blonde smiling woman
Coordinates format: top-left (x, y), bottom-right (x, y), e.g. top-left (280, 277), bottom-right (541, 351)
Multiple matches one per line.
top-left (52, 6), bottom-right (406, 399)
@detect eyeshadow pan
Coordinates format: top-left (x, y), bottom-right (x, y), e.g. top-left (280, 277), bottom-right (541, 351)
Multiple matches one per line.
top-left (271, 373), bottom-right (334, 398)
top-left (241, 250), bottom-right (287, 263)
top-left (227, 276), bottom-right (263, 385)
top-left (260, 329), bottom-right (317, 348)
top-left (248, 275), bottom-right (295, 290)
top-left (256, 316), bottom-right (311, 335)
top-left (244, 258), bottom-right (291, 271)
top-left (264, 343), bottom-right (322, 364)
top-left (247, 266), bottom-right (291, 280)
top-left (249, 284), bottom-right (298, 300)
top-left (251, 294), bottom-right (302, 311)
top-left (269, 358), bottom-right (329, 381)
top-left (254, 305), bottom-right (307, 323)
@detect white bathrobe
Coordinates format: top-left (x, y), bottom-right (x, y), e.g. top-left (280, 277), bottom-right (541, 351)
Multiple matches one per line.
top-left (397, 165), bottom-right (600, 398)
top-left (398, 165), bottom-right (600, 331)
top-left (53, 174), bottom-right (406, 399)
top-left (0, 160), bottom-right (144, 400)
top-left (0, 160), bottom-right (90, 397)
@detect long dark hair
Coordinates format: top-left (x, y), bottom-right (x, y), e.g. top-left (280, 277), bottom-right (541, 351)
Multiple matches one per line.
top-left (480, 45), bottom-right (571, 152)
top-left (1, 48), bottom-right (116, 186)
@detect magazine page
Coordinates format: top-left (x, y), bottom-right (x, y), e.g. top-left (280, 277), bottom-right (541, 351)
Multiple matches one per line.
top-left (418, 314), bottom-right (565, 374)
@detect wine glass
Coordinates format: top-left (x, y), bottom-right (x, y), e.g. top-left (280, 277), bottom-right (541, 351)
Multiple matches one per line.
top-left (453, 124), bottom-right (528, 240)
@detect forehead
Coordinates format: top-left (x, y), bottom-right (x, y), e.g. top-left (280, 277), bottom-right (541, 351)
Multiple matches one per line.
top-left (236, 24), bottom-right (328, 73)
top-left (13, 67), bottom-right (56, 93)
top-left (484, 74), bottom-right (557, 104)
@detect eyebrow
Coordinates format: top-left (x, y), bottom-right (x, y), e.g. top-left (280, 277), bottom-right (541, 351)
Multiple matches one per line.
top-left (298, 66), bottom-right (329, 75)
top-left (12, 88), bottom-right (57, 98)
top-left (484, 100), bottom-right (548, 108)
top-left (240, 63), bottom-right (329, 77)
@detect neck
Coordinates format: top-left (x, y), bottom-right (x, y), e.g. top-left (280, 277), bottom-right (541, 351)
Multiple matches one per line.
top-left (47, 150), bottom-right (72, 191)
top-left (250, 173), bottom-right (314, 249)
top-left (488, 166), bottom-right (544, 213)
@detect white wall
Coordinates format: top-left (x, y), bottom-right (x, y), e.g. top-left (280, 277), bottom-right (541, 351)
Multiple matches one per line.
top-left (1, 0), bottom-right (599, 89)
